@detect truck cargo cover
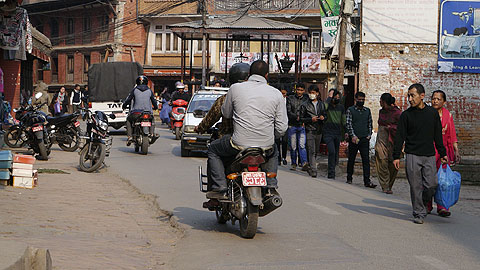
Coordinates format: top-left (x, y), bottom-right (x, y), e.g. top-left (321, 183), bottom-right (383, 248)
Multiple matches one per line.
top-left (88, 62), bottom-right (143, 102)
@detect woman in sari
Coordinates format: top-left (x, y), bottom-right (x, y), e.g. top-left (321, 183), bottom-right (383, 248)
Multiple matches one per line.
top-left (375, 93), bottom-right (402, 194)
top-left (429, 90), bottom-right (460, 217)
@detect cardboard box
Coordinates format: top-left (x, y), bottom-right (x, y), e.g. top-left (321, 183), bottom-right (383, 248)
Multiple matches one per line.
top-left (12, 162), bottom-right (34, 170)
top-left (13, 176), bottom-right (34, 189)
top-left (13, 154), bottom-right (35, 164)
top-left (12, 168), bottom-right (33, 178)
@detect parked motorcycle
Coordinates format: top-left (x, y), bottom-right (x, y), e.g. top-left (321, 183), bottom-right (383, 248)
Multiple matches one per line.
top-left (78, 108), bottom-right (114, 172)
top-left (6, 102), bottom-right (51, 160)
top-left (45, 111), bottom-right (81, 152)
top-left (199, 140), bottom-right (282, 238)
top-left (170, 99), bottom-right (188, 140)
top-left (130, 111), bottom-right (159, 155)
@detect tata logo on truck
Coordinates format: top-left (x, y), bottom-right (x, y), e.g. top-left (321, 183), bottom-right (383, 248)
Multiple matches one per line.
top-left (107, 103), bottom-right (123, 109)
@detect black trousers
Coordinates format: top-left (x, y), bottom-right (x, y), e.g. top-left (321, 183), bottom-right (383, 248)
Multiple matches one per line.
top-left (324, 134), bottom-right (340, 178)
top-left (346, 137), bottom-right (370, 184)
top-left (275, 132), bottom-right (288, 162)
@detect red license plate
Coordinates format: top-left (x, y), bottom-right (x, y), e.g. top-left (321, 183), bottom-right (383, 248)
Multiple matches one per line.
top-left (74, 121), bottom-right (80, 127)
top-left (32, 126), bottom-right (43, 132)
top-left (242, 172), bottom-right (267, 187)
top-left (141, 122), bottom-right (151, 127)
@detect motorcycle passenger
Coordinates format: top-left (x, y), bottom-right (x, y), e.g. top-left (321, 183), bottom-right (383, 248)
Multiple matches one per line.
top-left (32, 82), bottom-right (51, 115)
top-left (122, 75), bottom-right (159, 146)
top-left (170, 82), bottom-right (191, 104)
top-left (206, 60), bottom-right (288, 200)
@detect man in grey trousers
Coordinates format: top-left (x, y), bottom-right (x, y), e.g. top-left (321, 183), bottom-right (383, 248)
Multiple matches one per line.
top-left (393, 83), bottom-right (447, 224)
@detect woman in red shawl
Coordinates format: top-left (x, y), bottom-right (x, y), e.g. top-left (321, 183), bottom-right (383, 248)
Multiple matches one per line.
top-left (375, 93), bottom-right (402, 194)
top-left (429, 90), bottom-right (461, 217)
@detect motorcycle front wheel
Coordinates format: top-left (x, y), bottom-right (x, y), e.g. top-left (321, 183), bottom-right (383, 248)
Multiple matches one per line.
top-left (239, 202), bottom-right (259, 239)
top-left (59, 127), bottom-right (80, 152)
top-left (175, 127), bottom-right (181, 140)
top-left (4, 128), bottom-right (25, 148)
top-left (79, 142), bottom-right (106, 172)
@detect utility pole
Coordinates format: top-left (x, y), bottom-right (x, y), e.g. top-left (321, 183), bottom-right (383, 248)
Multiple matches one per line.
top-left (201, 0), bottom-right (207, 87)
top-left (336, 0), bottom-right (354, 94)
top-left (336, 1), bottom-right (347, 93)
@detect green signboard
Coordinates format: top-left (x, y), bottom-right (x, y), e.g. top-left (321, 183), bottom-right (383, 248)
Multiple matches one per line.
top-left (318, 0), bottom-right (341, 17)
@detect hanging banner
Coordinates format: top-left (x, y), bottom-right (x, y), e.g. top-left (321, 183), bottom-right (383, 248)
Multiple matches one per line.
top-left (438, 0), bottom-right (480, 73)
top-left (318, 0), bottom-right (341, 17)
top-left (321, 16), bottom-right (339, 48)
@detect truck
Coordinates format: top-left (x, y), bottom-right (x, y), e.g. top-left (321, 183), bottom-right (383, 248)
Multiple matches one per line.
top-left (87, 62), bottom-right (144, 129)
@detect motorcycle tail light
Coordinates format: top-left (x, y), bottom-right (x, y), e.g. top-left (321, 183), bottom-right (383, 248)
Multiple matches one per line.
top-left (240, 155), bottom-right (265, 165)
top-left (227, 173), bottom-right (239, 180)
top-left (266, 172), bottom-right (277, 178)
top-left (88, 102), bottom-right (92, 108)
top-left (142, 114), bottom-right (150, 119)
top-left (247, 166), bottom-right (259, 172)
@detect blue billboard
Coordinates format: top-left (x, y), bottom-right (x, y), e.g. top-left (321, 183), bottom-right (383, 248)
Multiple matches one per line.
top-left (438, 0), bottom-right (480, 73)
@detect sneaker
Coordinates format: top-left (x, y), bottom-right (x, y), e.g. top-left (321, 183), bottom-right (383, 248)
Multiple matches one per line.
top-left (346, 179), bottom-right (352, 184)
top-left (364, 182), bottom-right (377, 188)
top-left (308, 169), bottom-right (316, 178)
top-left (386, 190), bottom-right (393, 194)
top-left (282, 159), bottom-right (287, 165)
top-left (126, 137), bottom-right (133, 146)
top-left (301, 163), bottom-right (310, 171)
top-left (413, 217), bottom-right (424, 224)
top-left (290, 164), bottom-right (297, 171)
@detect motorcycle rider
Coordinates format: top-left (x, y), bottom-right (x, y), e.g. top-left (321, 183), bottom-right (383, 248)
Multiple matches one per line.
top-left (122, 75), bottom-right (159, 146)
top-left (206, 60), bottom-right (288, 200)
top-left (170, 82), bottom-right (191, 104)
top-left (32, 82), bottom-right (51, 115)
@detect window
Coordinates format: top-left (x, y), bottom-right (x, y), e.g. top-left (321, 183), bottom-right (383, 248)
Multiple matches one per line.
top-left (50, 19), bottom-right (59, 45)
top-left (100, 15), bottom-right (109, 42)
top-left (155, 25), bottom-right (163, 30)
top-left (67, 55), bottom-right (74, 82)
top-left (52, 57), bottom-right (58, 82)
top-left (166, 33), bottom-right (171, 51)
top-left (173, 35), bottom-right (178, 51)
top-left (311, 32), bottom-right (320, 52)
top-left (155, 33), bottom-right (162, 51)
top-left (83, 17), bottom-right (91, 44)
top-left (83, 54), bottom-right (90, 82)
top-left (197, 40), bottom-right (202, 52)
top-left (66, 18), bottom-right (74, 44)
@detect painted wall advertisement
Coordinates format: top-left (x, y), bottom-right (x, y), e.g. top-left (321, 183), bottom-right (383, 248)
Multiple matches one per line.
top-left (219, 52), bottom-right (322, 73)
top-left (438, 0), bottom-right (480, 73)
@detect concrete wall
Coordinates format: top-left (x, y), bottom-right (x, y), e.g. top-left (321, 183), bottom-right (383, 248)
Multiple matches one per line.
top-left (359, 43), bottom-right (480, 175)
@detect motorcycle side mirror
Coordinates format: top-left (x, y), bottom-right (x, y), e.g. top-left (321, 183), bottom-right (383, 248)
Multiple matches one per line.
top-left (109, 113), bottom-right (116, 119)
top-left (35, 92), bottom-right (43, 99)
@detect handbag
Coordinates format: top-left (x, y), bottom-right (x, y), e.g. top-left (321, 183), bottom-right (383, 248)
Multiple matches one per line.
top-left (54, 101), bottom-right (61, 114)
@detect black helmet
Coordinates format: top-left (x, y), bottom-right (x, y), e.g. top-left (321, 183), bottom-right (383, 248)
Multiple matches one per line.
top-left (136, 75), bottom-right (148, 86)
top-left (228, 63), bottom-right (250, 85)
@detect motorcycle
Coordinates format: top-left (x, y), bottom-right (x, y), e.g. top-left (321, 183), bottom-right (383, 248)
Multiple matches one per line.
top-left (130, 110), bottom-right (158, 155)
top-left (7, 102), bottom-right (51, 160)
top-left (45, 111), bottom-right (81, 152)
top-left (78, 108), bottom-right (114, 172)
top-left (199, 134), bottom-right (282, 239)
top-left (170, 99), bottom-right (188, 140)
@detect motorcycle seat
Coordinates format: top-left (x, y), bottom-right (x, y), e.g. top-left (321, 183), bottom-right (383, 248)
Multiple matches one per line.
top-left (227, 147), bottom-right (272, 173)
top-left (47, 114), bottom-right (76, 124)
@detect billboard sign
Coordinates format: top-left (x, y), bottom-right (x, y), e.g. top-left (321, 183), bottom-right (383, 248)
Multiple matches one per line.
top-left (438, 0), bottom-right (480, 73)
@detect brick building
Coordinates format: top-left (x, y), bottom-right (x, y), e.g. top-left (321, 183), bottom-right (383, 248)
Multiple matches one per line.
top-left (359, 1), bottom-right (479, 182)
top-left (22, 0), bottom-right (146, 91)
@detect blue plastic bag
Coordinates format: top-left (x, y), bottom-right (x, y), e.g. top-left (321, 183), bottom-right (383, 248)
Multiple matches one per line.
top-left (434, 165), bottom-right (461, 209)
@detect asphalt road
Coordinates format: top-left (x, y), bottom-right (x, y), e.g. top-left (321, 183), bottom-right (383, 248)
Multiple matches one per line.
top-left (105, 125), bottom-right (480, 270)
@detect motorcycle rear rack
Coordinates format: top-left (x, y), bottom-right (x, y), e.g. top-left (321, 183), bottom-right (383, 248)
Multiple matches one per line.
top-left (198, 166), bottom-right (208, 193)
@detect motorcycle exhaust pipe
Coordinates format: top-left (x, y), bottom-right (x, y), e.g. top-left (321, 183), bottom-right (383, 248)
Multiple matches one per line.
top-left (259, 195), bottom-right (282, 217)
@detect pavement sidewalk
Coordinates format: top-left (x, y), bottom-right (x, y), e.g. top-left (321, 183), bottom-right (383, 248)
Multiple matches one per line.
top-left (0, 147), bottom-right (181, 269)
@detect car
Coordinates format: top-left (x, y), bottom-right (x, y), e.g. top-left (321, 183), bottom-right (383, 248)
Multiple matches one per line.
top-left (180, 87), bottom-right (228, 157)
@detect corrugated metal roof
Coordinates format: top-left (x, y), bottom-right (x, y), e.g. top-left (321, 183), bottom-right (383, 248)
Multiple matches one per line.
top-left (169, 15), bottom-right (309, 31)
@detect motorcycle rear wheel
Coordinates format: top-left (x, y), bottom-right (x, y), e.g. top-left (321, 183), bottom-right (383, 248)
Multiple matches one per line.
top-left (175, 127), bottom-right (181, 140)
top-left (239, 202), bottom-right (259, 239)
top-left (58, 127), bottom-right (80, 152)
top-left (4, 128), bottom-right (25, 148)
top-left (79, 143), bottom-right (106, 172)
top-left (141, 135), bottom-right (149, 155)
top-left (37, 141), bottom-right (49, 160)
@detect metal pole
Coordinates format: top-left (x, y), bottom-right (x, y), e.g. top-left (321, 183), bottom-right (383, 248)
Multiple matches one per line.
top-left (224, 37), bottom-right (228, 81)
top-left (201, 0), bottom-right (207, 86)
top-left (294, 36), bottom-right (298, 82)
top-left (260, 35), bottom-right (264, 59)
top-left (207, 34), bottom-right (210, 86)
top-left (181, 35), bottom-right (184, 82)
top-left (267, 35), bottom-right (271, 70)
top-left (299, 38), bottom-right (303, 81)
top-left (190, 34), bottom-right (193, 82)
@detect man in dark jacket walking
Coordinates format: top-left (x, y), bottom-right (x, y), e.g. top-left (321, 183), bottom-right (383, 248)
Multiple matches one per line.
top-left (323, 90), bottom-right (346, 179)
top-left (299, 85), bottom-right (326, 177)
top-left (346, 92), bottom-right (377, 188)
top-left (286, 83), bottom-right (308, 171)
top-left (393, 83), bottom-right (447, 224)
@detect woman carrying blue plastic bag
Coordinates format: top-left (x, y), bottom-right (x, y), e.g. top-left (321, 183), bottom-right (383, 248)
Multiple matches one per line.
top-left (429, 90), bottom-right (461, 217)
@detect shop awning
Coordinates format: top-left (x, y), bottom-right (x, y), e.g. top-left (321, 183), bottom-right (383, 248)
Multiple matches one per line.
top-left (31, 26), bottom-right (51, 62)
